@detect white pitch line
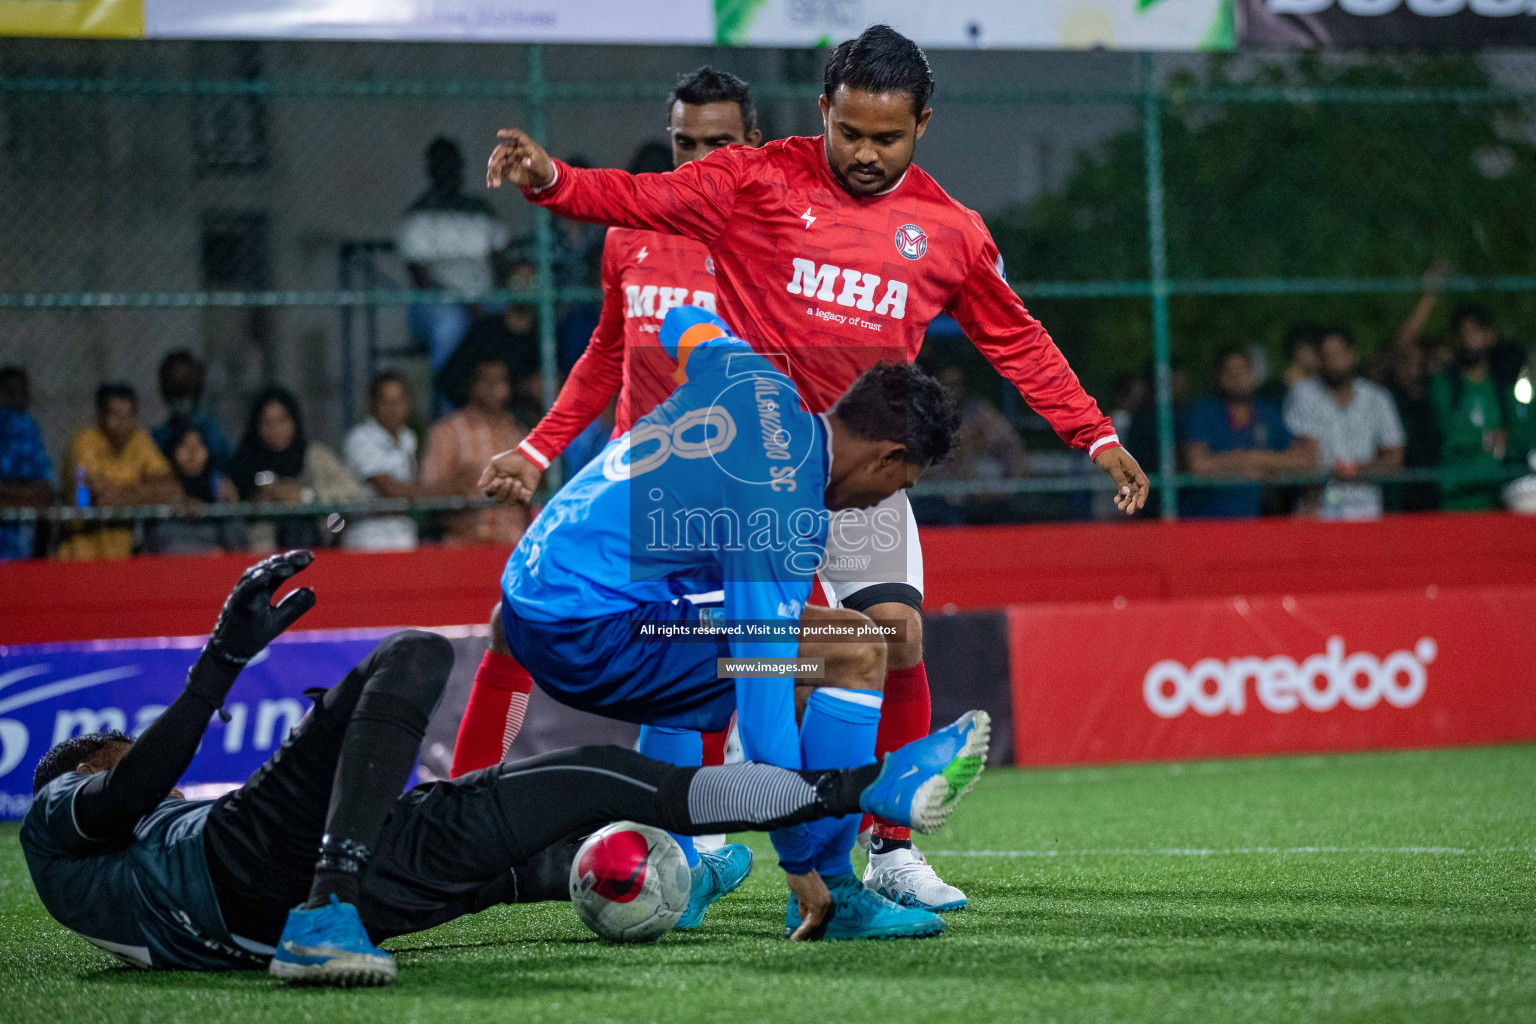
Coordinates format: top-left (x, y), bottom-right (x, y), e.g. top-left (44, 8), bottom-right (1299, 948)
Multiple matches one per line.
top-left (923, 846), bottom-right (1536, 858)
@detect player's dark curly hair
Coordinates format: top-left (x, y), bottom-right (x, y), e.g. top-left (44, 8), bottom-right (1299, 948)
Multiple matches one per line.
top-left (669, 66), bottom-right (758, 137)
top-left (824, 24), bottom-right (934, 116)
top-left (33, 731), bottom-right (133, 793)
top-left (832, 361), bottom-right (959, 466)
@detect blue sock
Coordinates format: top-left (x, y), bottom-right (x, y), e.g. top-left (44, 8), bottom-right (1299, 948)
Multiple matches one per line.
top-left (637, 725), bottom-right (702, 868)
top-left (798, 688), bottom-right (883, 879)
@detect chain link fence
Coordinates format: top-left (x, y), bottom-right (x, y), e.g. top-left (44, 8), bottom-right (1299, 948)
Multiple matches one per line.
top-left (2, 40), bottom-right (1534, 553)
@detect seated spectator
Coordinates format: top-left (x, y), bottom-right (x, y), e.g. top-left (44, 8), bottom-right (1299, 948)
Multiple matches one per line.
top-left (436, 261), bottom-right (542, 419)
top-left (59, 383), bottom-right (183, 560)
top-left (933, 366), bottom-right (1029, 482)
top-left (228, 387), bottom-right (361, 551)
top-left (342, 371), bottom-right (427, 551)
top-left (1181, 348), bottom-right (1316, 518)
top-left (1429, 304), bottom-right (1534, 510)
top-left (1107, 372), bottom-right (1148, 440)
top-left (1383, 342), bottom-right (1442, 512)
top-left (1256, 323), bottom-right (1321, 407)
top-left (919, 367), bottom-right (1028, 524)
top-left (145, 418), bottom-right (247, 555)
top-left (0, 366), bottom-right (53, 560)
top-left (1284, 328), bottom-right (1405, 520)
top-left (151, 350), bottom-right (232, 473)
top-left (421, 358), bottom-right (530, 546)
top-left (1123, 356), bottom-right (1189, 518)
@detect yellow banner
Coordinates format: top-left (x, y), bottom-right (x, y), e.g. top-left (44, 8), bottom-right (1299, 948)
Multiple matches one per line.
top-left (0, 0), bottom-right (143, 38)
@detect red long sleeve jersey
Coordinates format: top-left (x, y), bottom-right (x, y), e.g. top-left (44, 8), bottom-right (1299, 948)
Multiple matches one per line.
top-left (520, 135), bottom-right (1120, 462)
top-left (519, 227), bottom-right (717, 469)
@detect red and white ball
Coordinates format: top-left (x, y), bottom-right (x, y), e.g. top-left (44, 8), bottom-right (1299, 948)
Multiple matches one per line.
top-left (568, 821), bottom-right (690, 942)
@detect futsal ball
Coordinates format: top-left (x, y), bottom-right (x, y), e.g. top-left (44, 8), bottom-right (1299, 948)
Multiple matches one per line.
top-left (568, 821), bottom-right (691, 942)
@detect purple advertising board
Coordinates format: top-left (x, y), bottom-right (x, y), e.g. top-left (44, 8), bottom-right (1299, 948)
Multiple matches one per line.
top-left (0, 629), bottom-right (396, 820)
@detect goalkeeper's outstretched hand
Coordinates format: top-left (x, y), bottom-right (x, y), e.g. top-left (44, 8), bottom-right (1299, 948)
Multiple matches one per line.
top-left (205, 550), bottom-right (317, 666)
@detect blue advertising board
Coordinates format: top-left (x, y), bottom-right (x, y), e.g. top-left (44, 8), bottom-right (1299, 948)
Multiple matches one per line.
top-left (0, 629), bottom-right (396, 820)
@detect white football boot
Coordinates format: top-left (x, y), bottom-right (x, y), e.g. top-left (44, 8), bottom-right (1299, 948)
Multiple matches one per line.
top-left (863, 845), bottom-right (968, 912)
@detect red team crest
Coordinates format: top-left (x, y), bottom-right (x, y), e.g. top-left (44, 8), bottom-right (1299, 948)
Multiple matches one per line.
top-left (895, 223), bottom-right (928, 260)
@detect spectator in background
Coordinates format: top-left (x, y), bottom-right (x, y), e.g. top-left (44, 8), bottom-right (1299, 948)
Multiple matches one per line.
top-left (151, 350), bottom-right (231, 473)
top-left (1123, 357), bottom-right (1188, 518)
top-left (228, 387), bottom-right (361, 551)
top-left (1396, 260), bottom-right (1461, 378)
top-left (1256, 323), bottom-right (1321, 407)
top-left (145, 418), bottom-right (246, 555)
top-left (1284, 328), bottom-right (1405, 520)
top-left (437, 261), bottom-right (547, 428)
top-left (1107, 372), bottom-right (1148, 440)
top-left (399, 137), bottom-right (512, 372)
top-left (1429, 304), bottom-right (1533, 511)
top-left (59, 384), bottom-right (183, 560)
top-left (1383, 341), bottom-right (1442, 512)
top-left (421, 358), bottom-right (530, 546)
top-left (342, 371), bottom-right (429, 551)
top-left (0, 366), bottom-right (53, 560)
top-left (935, 366), bottom-right (1029, 480)
top-left (1181, 348), bottom-right (1316, 518)
top-left (550, 155), bottom-right (606, 289)
top-left (919, 366), bottom-right (1028, 524)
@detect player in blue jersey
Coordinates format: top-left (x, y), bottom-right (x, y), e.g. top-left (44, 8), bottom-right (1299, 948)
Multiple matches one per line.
top-left (21, 551), bottom-right (989, 983)
top-left (487, 305), bottom-right (971, 939)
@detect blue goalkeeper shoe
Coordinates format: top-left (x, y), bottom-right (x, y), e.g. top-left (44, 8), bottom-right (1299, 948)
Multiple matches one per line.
top-left (784, 871), bottom-right (944, 940)
top-left (860, 710), bottom-right (990, 834)
top-left (268, 895), bottom-right (396, 986)
top-left (676, 843), bottom-right (754, 930)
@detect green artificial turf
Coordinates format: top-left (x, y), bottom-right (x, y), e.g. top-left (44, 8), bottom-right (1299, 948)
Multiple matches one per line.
top-left (2, 744), bottom-right (1533, 1023)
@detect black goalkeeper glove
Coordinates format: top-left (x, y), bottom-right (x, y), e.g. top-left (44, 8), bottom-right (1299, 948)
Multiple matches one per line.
top-left (187, 550), bottom-right (318, 712)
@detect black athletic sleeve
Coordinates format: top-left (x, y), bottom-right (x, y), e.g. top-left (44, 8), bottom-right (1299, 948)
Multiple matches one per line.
top-left (71, 550), bottom-right (317, 841)
top-left (70, 657), bottom-right (239, 841)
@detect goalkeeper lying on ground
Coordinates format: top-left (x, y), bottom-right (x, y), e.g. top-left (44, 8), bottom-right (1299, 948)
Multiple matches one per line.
top-left (20, 551), bottom-right (989, 987)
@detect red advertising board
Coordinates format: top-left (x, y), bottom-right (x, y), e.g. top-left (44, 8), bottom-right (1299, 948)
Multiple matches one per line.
top-left (1007, 585), bottom-right (1536, 766)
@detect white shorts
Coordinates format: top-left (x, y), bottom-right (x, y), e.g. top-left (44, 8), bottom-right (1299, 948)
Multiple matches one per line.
top-left (816, 491), bottom-right (925, 609)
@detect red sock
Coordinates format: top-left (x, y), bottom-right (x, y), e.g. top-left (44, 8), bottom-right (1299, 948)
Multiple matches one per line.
top-left (701, 725), bottom-right (729, 767)
top-left (450, 650), bottom-right (534, 778)
top-left (865, 660), bottom-right (931, 839)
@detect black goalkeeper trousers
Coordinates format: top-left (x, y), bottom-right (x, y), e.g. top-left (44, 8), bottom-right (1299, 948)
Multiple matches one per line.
top-left (203, 631), bottom-right (867, 947)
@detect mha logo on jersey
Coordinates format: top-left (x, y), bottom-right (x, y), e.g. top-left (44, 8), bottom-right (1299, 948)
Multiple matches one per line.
top-left (894, 224), bottom-right (928, 261)
top-left (785, 259), bottom-right (909, 320)
top-left (625, 285), bottom-right (718, 324)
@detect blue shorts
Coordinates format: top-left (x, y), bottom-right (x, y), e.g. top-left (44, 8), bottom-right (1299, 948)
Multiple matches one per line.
top-left (501, 597), bottom-right (736, 732)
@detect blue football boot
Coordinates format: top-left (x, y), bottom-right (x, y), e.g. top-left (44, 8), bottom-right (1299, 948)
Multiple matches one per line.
top-left (268, 895), bottom-right (396, 986)
top-left (860, 710), bottom-right (990, 834)
top-left (784, 871), bottom-right (944, 940)
top-left (675, 842), bottom-right (754, 930)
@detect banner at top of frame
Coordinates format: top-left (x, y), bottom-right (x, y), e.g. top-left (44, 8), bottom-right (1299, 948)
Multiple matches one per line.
top-left (1238, 0), bottom-right (1536, 47)
top-left (717, 0), bottom-right (1232, 50)
top-left (3, 0), bottom-right (1235, 49)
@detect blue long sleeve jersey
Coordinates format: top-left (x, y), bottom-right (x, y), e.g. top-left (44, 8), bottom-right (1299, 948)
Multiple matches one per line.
top-left (503, 306), bottom-right (832, 863)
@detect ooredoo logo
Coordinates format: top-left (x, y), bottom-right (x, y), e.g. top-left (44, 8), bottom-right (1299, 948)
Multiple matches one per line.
top-left (1143, 636), bottom-right (1435, 719)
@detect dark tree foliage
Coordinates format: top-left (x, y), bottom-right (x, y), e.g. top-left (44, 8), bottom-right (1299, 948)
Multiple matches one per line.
top-left (989, 54), bottom-right (1536, 393)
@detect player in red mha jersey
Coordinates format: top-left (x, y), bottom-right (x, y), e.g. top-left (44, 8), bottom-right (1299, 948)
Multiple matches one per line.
top-left (449, 66), bottom-right (764, 931)
top-left (485, 26), bottom-right (1149, 915)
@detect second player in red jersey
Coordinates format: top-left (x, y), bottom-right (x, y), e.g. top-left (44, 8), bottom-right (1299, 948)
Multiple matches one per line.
top-left (517, 227), bottom-right (720, 472)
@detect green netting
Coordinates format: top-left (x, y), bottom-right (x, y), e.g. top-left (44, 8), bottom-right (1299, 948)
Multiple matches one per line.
top-left (2, 43), bottom-right (1533, 519)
